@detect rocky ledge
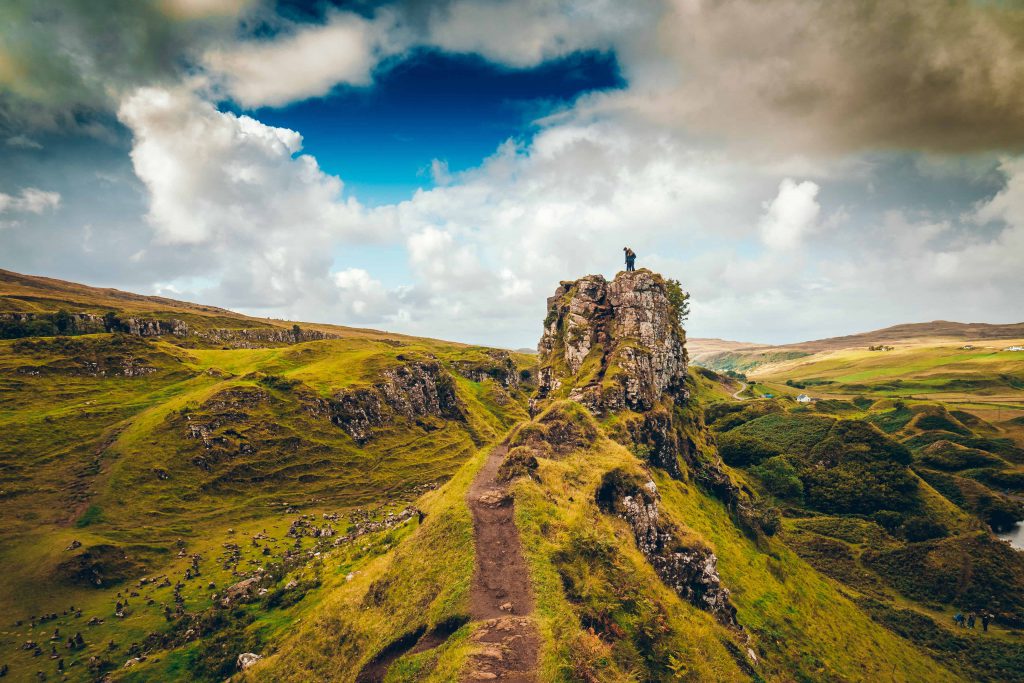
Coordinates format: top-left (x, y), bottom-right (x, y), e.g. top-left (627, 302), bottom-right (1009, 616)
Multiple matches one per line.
top-left (596, 468), bottom-right (739, 627)
top-left (311, 361), bottom-right (465, 443)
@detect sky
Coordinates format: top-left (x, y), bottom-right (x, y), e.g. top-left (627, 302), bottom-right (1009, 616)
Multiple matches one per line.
top-left (1, 0), bottom-right (1023, 349)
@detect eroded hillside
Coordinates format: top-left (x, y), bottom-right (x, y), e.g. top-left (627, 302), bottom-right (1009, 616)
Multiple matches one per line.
top-left (2, 269), bottom-right (1023, 682)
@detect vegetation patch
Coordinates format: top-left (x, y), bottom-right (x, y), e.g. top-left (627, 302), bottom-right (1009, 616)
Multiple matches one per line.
top-left (862, 533), bottom-right (1024, 622)
top-left (857, 597), bottom-right (1024, 682)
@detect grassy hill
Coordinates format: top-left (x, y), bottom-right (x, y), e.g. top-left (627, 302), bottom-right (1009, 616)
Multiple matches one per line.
top-left (2, 270), bottom-right (1024, 682)
top-left (0, 271), bottom-right (534, 682)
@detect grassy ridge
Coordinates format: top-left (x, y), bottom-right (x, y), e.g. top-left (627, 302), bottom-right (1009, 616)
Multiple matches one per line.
top-left (0, 329), bottom-right (532, 682)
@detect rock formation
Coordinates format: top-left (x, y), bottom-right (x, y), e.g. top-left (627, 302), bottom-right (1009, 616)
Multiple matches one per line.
top-left (536, 270), bottom-right (687, 414)
top-left (535, 269), bottom-right (777, 533)
top-left (316, 361), bottom-right (465, 444)
top-left (596, 469), bottom-right (738, 627)
top-left (0, 312), bottom-right (337, 347)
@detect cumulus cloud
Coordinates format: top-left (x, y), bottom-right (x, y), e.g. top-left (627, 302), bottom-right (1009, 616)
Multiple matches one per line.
top-left (332, 268), bottom-right (400, 321)
top-left (0, 187), bottom-right (61, 214)
top-left (422, 0), bottom-right (639, 68)
top-left (117, 86), bottom-right (393, 308)
top-left (203, 11), bottom-right (404, 107)
top-left (758, 179), bottom-right (820, 249)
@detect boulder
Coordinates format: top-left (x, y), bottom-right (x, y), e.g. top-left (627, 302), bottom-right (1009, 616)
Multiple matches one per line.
top-left (237, 652), bottom-right (262, 670)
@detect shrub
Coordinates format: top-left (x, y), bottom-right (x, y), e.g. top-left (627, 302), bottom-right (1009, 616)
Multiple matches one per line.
top-left (802, 459), bottom-right (918, 515)
top-left (901, 516), bottom-right (947, 542)
top-left (717, 432), bottom-right (779, 467)
top-left (665, 278), bottom-right (690, 325)
top-left (872, 510), bottom-right (904, 531)
top-left (751, 455), bottom-right (804, 499)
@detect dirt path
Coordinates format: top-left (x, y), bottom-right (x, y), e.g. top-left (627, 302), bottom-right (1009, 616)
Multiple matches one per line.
top-left (732, 381), bottom-right (748, 400)
top-left (463, 443), bottom-right (539, 682)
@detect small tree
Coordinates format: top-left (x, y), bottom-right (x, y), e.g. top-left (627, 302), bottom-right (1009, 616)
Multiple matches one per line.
top-left (103, 311), bottom-right (122, 333)
top-left (54, 309), bottom-right (73, 335)
top-left (665, 278), bottom-right (690, 325)
top-left (291, 324), bottom-right (302, 341)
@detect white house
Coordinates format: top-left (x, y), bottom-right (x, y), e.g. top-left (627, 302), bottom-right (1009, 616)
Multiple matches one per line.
top-left (795, 394), bottom-right (812, 403)
top-left (1005, 345), bottom-right (1024, 352)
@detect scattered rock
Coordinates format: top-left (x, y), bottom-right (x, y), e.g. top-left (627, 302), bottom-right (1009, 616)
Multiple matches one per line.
top-left (236, 652), bottom-right (262, 670)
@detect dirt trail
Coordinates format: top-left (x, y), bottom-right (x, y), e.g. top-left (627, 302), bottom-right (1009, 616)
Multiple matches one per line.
top-left (463, 443), bottom-right (539, 682)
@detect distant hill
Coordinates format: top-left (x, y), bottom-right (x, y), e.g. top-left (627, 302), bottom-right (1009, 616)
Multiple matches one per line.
top-left (0, 267), bottom-right (422, 342)
top-left (691, 320), bottom-right (1024, 371)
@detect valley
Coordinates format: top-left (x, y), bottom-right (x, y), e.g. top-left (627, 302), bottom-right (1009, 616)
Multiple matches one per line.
top-left (1, 269), bottom-right (1023, 681)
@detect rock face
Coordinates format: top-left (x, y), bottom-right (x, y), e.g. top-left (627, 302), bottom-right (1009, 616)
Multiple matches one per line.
top-left (537, 270), bottom-right (687, 414)
top-left (451, 351), bottom-right (522, 390)
top-left (536, 270), bottom-right (691, 475)
top-left (536, 269), bottom-right (777, 536)
top-left (596, 469), bottom-right (738, 627)
top-left (319, 361), bottom-right (464, 444)
top-left (0, 312), bottom-right (337, 347)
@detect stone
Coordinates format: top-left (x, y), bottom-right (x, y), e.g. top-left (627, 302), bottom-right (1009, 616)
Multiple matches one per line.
top-left (236, 652), bottom-right (262, 670)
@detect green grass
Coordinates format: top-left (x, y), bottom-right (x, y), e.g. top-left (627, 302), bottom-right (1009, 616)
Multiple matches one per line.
top-left (0, 331), bottom-right (532, 682)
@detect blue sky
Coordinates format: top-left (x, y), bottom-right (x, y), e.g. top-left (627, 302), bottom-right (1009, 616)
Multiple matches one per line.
top-left (1, 0), bottom-right (1023, 347)
top-left (241, 49), bottom-right (623, 204)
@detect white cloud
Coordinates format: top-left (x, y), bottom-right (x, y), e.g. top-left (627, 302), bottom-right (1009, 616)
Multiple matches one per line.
top-left (203, 11), bottom-right (403, 107)
top-left (116, 85), bottom-right (395, 308)
top-left (332, 268), bottom-right (397, 320)
top-left (758, 179), bottom-right (820, 249)
top-left (423, 0), bottom-right (640, 68)
top-left (6, 135), bottom-right (43, 150)
top-left (0, 187), bottom-right (61, 214)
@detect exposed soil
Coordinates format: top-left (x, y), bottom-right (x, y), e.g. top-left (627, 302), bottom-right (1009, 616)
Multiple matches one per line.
top-left (463, 444), bottom-right (539, 682)
top-left (355, 617), bottom-right (468, 683)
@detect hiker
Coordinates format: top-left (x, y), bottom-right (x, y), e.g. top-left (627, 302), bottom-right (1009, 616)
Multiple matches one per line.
top-left (623, 246), bottom-right (636, 272)
top-left (968, 612), bottom-right (976, 629)
top-left (953, 612), bottom-right (965, 627)
top-left (982, 612), bottom-right (991, 632)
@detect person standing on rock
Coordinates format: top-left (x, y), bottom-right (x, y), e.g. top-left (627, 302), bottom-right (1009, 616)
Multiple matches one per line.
top-left (623, 246), bottom-right (636, 272)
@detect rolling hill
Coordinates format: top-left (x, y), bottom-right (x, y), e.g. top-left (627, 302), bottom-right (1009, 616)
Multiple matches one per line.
top-left (1, 269), bottom-right (1023, 682)
top-left (691, 320), bottom-right (1024, 367)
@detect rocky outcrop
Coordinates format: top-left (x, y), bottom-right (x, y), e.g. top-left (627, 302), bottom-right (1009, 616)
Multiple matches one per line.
top-left (536, 270), bottom-right (687, 414)
top-left (237, 653), bottom-right (262, 671)
top-left (0, 312), bottom-right (337, 346)
top-left (193, 327), bottom-right (337, 348)
top-left (535, 270), bottom-right (777, 536)
top-left (451, 350), bottom-right (522, 390)
top-left (319, 361), bottom-right (464, 443)
top-left (596, 469), bottom-right (738, 627)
